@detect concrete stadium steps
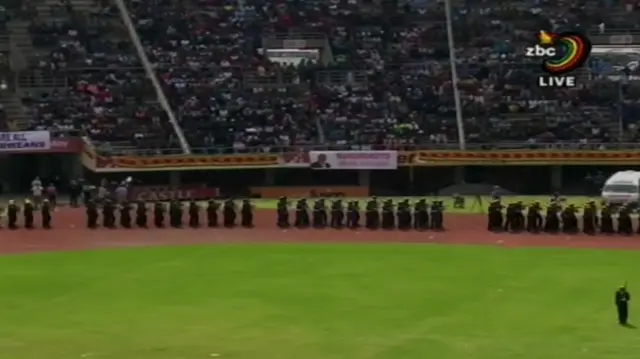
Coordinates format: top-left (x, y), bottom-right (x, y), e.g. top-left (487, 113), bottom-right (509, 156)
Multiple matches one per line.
top-left (7, 20), bottom-right (35, 71)
top-left (98, 140), bottom-right (138, 153)
top-left (0, 92), bottom-right (30, 130)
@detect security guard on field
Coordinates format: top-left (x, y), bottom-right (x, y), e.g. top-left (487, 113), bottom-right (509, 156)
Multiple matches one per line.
top-left (615, 284), bottom-right (631, 325)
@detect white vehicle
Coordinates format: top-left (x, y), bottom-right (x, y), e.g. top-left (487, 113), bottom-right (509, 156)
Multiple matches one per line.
top-left (601, 171), bottom-right (640, 204)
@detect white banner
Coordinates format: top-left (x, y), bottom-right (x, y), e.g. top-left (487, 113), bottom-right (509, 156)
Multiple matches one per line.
top-left (309, 151), bottom-right (398, 170)
top-left (0, 131), bottom-right (51, 152)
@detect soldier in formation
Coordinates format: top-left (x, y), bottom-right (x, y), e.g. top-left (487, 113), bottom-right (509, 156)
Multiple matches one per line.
top-left (80, 199), bottom-right (253, 230)
top-left (281, 198), bottom-right (444, 231)
top-left (487, 199), bottom-right (640, 235)
top-left (0, 199), bottom-right (53, 230)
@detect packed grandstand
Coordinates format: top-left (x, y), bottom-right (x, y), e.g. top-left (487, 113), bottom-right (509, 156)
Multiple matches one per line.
top-left (0, 0), bottom-right (640, 153)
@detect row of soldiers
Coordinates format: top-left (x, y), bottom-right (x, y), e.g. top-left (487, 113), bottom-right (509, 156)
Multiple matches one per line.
top-left (1, 199), bottom-right (53, 229)
top-left (85, 198), bottom-right (254, 228)
top-left (488, 200), bottom-right (639, 235)
top-left (276, 197), bottom-right (445, 230)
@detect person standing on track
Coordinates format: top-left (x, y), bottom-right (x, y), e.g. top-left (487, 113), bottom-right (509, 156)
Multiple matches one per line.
top-left (115, 183), bottom-right (128, 205)
top-left (7, 199), bottom-right (19, 230)
top-left (31, 179), bottom-right (44, 208)
top-left (41, 199), bottom-right (52, 229)
top-left (46, 183), bottom-right (57, 208)
top-left (23, 199), bottom-right (34, 229)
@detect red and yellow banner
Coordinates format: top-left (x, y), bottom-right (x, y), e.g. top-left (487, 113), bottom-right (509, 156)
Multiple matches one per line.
top-left (81, 147), bottom-right (310, 172)
top-left (81, 147), bottom-right (640, 172)
top-left (397, 150), bottom-right (640, 166)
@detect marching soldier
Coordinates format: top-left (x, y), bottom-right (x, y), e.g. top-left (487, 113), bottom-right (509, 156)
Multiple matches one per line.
top-left (120, 201), bottom-right (132, 228)
top-left (136, 200), bottom-right (148, 228)
top-left (544, 201), bottom-right (561, 233)
top-left (103, 200), bottom-right (116, 228)
top-left (24, 199), bottom-right (34, 229)
top-left (618, 205), bottom-right (633, 235)
top-left (365, 197), bottom-right (380, 230)
top-left (430, 201), bottom-right (444, 231)
top-left (154, 202), bottom-right (165, 228)
top-left (414, 199), bottom-right (429, 230)
top-left (188, 200), bottom-right (200, 228)
top-left (561, 204), bottom-right (579, 234)
top-left (312, 199), bottom-right (327, 229)
top-left (7, 200), bottom-right (18, 230)
top-left (277, 197), bottom-right (290, 228)
top-left (397, 199), bottom-right (411, 230)
top-left (241, 199), bottom-right (254, 228)
top-left (207, 199), bottom-right (219, 227)
top-left (223, 198), bottom-right (236, 228)
top-left (381, 199), bottom-right (395, 230)
top-left (330, 199), bottom-right (344, 229)
top-left (346, 200), bottom-right (360, 229)
top-left (169, 200), bottom-right (183, 228)
top-left (487, 200), bottom-right (503, 232)
top-left (294, 198), bottom-right (309, 228)
top-left (86, 200), bottom-right (98, 229)
top-left (601, 203), bottom-right (615, 234)
top-left (513, 202), bottom-right (525, 232)
top-left (526, 202), bottom-right (542, 233)
top-left (503, 203), bottom-right (516, 232)
top-left (41, 199), bottom-right (52, 229)
top-left (582, 201), bottom-right (597, 235)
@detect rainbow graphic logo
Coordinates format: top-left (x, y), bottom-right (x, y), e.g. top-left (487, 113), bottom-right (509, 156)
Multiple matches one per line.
top-left (539, 31), bottom-right (592, 75)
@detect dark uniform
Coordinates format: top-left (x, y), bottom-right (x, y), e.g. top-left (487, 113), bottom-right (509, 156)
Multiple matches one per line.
top-left (41, 199), bottom-right (52, 229)
top-left (23, 200), bottom-right (34, 229)
top-left (561, 204), bottom-right (578, 233)
top-left (600, 205), bottom-right (614, 234)
top-left (397, 199), bottom-right (411, 230)
top-left (618, 205), bottom-right (633, 235)
top-left (189, 200), bottom-right (200, 228)
top-left (69, 180), bottom-right (80, 207)
top-left (312, 199), bottom-right (327, 228)
top-left (346, 200), bottom-right (360, 229)
top-left (544, 203), bottom-right (561, 233)
top-left (154, 202), bottom-right (165, 228)
top-left (294, 199), bottom-right (309, 228)
top-left (277, 197), bottom-right (290, 228)
top-left (365, 198), bottom-right (380, 230)
top-left (487, 200), bottom-right (503, 232)
top-left (170, 200), bottom-right (183, 228)
top-left (582, 201), bottom-right (597, 235)
top-left (7, 201), bottom-right (18, 230)
top-left (223, 199), bottom-right (236, 228)
top-left (119, 202), bottom-right (132, 228)
top-left (136, 201), bottom-right (148, 228)
top-left (381, 200), bottom-right (395, 230)
top-left (430, 201), bottom-right (444, 231)
top-left (413, 199), bottom-right (429, 230)
top-left (503, 203), bottom-right (516, 232)
top-left (86, 200), bottom-right (98, 229)
top-left (505, 202), bottom-right (524, 232)
top-left (526, 202), bottom-right (543, 233)
top-left (103, 200), bottom-right (116, 228)
top-left (241, 200), bottom-right (254, 228)
top-left (615, 286), bottom-right (631, 325)
top-left (207, 200), bottom-right (219, 227)
top-left (330, 200), bottom-right (344, 229)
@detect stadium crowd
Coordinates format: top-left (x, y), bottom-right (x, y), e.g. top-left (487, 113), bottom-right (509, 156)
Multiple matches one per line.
top-left (5, 0), bottom-right (640, 151)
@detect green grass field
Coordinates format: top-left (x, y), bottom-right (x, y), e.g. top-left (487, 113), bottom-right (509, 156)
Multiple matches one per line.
top-left (1, 244), bottom-right (639, 359)
top-left (252, 196), bottom-right (598, 212)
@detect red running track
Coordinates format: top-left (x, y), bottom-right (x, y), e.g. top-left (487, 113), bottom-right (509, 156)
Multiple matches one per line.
top-left (1, 209), bottom-right (640, 255)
